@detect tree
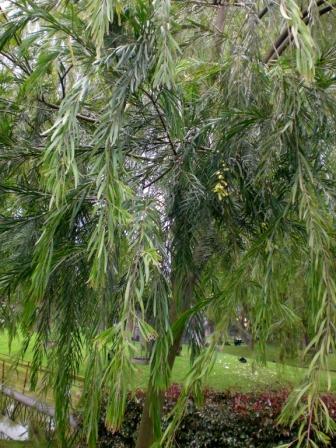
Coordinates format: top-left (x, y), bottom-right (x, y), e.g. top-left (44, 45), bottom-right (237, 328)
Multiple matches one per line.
top-left (0, 1), bottom-right (336, 447)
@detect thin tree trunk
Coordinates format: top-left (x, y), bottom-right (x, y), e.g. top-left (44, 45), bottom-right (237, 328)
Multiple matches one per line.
top-left (135, 332), bottom-right (184, 448)
top-left (134, 384), bottom-right (159, 448)
top-left (135, 274), bottom-right (196, 448)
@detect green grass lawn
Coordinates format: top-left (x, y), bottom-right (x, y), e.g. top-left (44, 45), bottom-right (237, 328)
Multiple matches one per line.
top-left (221, 343), bottom-right (336, 371)
top-left (134, 346), bottom-right (336, 393)
top-left (0, 332), bottom-right (335, 394)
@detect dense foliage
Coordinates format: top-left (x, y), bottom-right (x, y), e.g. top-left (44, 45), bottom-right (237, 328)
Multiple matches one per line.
top-left (97, 388), bottom-right (336, 447)
top-left (0, 1), bottom-right (336, 447)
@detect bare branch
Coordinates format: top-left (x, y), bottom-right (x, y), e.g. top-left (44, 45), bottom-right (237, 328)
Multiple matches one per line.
top-left (58, 65), bottom-right (73, 100)
top-left (144, 164), bottom-right (175, 189)
top-left (141, 89), bottom-right (178, 158)
top-left (38, 96), bottom-right (97, 124)
top-left (264, 0), bottom-right (334, 64)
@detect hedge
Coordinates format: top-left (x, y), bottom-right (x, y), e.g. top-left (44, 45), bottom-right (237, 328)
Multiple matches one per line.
top-left (97, 387), bottom-right (336, 447)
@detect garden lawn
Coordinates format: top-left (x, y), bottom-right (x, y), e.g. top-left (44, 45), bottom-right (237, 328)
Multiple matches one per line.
top-left (134, 347), bottom-right (336, 392)
top-left (0, 332), bottom-right (335, 393)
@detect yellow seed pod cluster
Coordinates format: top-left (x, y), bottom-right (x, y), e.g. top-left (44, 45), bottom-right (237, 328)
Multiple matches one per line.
top-left (213, 163), bottom-right (230, 201)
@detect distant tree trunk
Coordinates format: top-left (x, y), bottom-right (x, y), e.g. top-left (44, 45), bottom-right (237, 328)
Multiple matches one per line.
top-left (214, 4), bottom-right (227, 53)
top-left (232, 320), bottom-right (253, 348)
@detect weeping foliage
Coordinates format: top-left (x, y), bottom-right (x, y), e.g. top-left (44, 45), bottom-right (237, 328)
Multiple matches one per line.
top-left (0, 0), bottom-right (336, 447)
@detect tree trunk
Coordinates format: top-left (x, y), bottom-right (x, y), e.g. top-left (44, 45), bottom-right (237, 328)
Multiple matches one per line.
top-left (214, 4), bottom-right (227, 33)
top-left (214, 4), bottom-right (227, 54)
top-left (134, 384), bottom-right (159, 448)
top-left (135, 273), bottom-right (196, 448)
top-left (232, 320), bottom-right (253, 348)
top-left (135, 331), bottom-right (184, 448)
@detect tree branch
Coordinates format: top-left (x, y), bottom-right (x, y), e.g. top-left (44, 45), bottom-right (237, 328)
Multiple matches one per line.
top-left (141, 89), bottom-right (178, 158)
top-left (144, 165), bottom-right (175, 189)
top-left (0, 51), bottom-right (31, 76)
top-left (258, 6), bottom-right (269, 20)
top-left (264, 0), bottom-right (334, 64)
top-left (0, 5), bottom-right (32, 74)
top-left (58, 65), bottom-right (73, 100)
top-left (38, 96), bottom-right (97, 124)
